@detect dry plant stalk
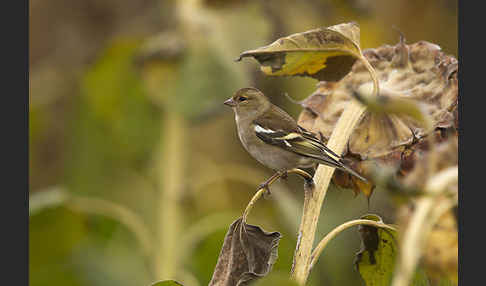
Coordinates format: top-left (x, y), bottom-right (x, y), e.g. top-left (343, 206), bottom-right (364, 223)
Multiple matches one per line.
top-left (309, 218), bottom-right (397, 271)
top-left (68, 196), bottom-right (154, 259)
top-left (242, 168), bottom-right (313, 224)
top-left (236, 23), bottom-right (458, 285)
top-left (291, 100), bottom-right (367, 284)
top-left (391, 166), bottom-right (458, 286)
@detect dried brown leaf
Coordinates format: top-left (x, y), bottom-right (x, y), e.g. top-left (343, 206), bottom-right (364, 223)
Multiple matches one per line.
top-left (209, 218), bottom-right (281, 286)
top-left (297, 39), bottom-right (458, 197)
top-left (299, 40), bottom-right (457, 159)
top-left (333, 160), bottom-right (376, 198)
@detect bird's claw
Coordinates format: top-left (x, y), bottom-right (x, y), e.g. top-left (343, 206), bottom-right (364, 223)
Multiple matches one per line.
top-left (304, 178), bottom-right (315, 195)
top-left (258, 183), bottom-right (272, 198)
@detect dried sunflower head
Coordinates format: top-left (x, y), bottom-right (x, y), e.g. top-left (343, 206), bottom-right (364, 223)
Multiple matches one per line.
top-left (297, 39), bottom-right (458, 197)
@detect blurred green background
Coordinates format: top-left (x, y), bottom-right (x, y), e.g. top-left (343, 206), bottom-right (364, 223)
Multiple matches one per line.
top-left (29, 0), bottom-right (457, 285)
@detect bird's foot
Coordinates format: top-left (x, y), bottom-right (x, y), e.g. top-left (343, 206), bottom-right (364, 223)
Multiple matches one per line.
top-left (258, 170), bottom-right (288, 199)
top-left (258, 183), bottom-right (272, 199)
top-left (287, 168), bottom-right (315, 193)
top-left (304, 178), bottom-right (315, 196)
top-left (304, 177), bottom-right (315, 189)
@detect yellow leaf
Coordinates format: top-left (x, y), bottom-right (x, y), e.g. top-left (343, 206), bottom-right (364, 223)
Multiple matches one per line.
top-left (236, 22), bottom-right (363, 82)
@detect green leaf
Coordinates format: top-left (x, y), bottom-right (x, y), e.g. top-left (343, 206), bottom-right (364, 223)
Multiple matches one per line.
top-left (236, 22), bottom-right (362, 82)
top-left (67, 39), bottom-right (159, 195)
top-left (411, 268), bottom-right (431, 286)
top-left (355, 214), bottom-right (398, 286)
top-left (174, 44), bottom-right (246, 121)
top-left (151, 281), bottom-right (184, 286)
top-left (355, 214), bottom-right (432, 286)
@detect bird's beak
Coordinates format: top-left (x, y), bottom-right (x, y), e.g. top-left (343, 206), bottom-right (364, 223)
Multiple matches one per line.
top-left (224, 98), bottom-right (236, 107)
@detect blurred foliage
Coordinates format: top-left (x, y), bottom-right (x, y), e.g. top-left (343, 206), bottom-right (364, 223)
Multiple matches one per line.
top-left (152, 281), bottom-right (184, 286)
top-left (29, 1), bottom-right (457, 286)
top-left (67, 39), bottom-right (160, 196)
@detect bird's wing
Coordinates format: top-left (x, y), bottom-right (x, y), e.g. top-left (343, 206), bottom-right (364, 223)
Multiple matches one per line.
top-left (253, 106), bottom-right (343, 168)
top-left (294, 126), bottom-right (368, 181)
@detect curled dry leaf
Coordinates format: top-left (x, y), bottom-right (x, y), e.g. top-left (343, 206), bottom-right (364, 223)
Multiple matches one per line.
top-left (251, 272), bottom-right (300, 286)
top-left (209, 218), bottom-right (281, 286)
top-left (236, 22), bottom-right (362, 82)
top-left (332, 159), bottom-right (375, 197)
top-left (297, 38), bottom-right (458, 197)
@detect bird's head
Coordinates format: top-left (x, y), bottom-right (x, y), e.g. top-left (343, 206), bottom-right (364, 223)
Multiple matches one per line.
top-left (224, 87), bottom-right (271, 117)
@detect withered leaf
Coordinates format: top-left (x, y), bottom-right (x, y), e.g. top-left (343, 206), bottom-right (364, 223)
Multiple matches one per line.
top-left (209, 218), bottom-right (281, 286)
top-left (297, 39), bottom-right (458, 198)
top-left (236, 22), bottom-right (362, 82)
top-left (252, 272), bottom-right (300, 286)
top-left (298, 40), bottom-right (457, 159)
top-left (333, 160), bottom-right (376, 199)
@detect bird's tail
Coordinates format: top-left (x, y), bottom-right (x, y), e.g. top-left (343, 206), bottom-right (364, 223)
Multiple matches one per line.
top-left (339, 162), bottom-right (368, 182)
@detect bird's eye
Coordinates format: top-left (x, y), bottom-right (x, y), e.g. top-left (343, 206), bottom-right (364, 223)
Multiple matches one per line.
top-left (238, 97), bottom-right (247, 102)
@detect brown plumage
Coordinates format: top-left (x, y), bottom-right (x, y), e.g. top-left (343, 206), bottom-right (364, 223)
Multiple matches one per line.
top-left (224, 87), bottom-right (367, 181)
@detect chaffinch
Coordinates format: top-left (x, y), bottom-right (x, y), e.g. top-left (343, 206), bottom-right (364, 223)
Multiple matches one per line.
top-left (224, 87), bottom-right (367, 189)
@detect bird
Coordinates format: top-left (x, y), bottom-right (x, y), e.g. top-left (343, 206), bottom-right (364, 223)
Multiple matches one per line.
top-left (224, 87), bottom-right (367, 192)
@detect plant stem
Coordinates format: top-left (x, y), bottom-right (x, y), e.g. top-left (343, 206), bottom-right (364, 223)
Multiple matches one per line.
top-left (242, 168), bottom-right (312, 224)
top-left (309, 219), bottom-right (397, 272)
top-left (391, 166), bottom-right (458, 286)
top-left (358, 55), bottom-right (380, 98)
top-left (242, 187), bottom-right (268, 224)
top-left (156, 111), bottom-right (185, 280)
top-left (291, 100), bottom-right (367, 284)
top-left (67, 196), bottom-right (154, 259)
